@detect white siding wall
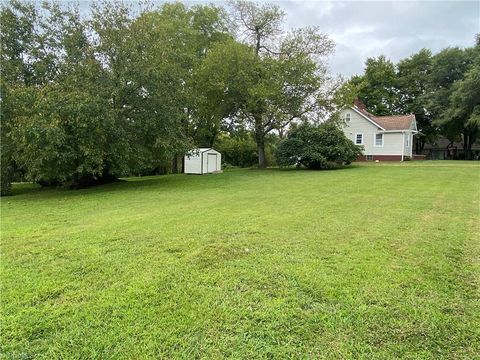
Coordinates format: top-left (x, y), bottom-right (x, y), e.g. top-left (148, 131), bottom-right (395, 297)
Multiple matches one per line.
top-left (184, 154), bottom-right (202, 174)
top-left (202, 152), bottom-right (208, 173)
top-left (202, 150), bottom-right (221, 173)
top-left (405, 123), bottom-right (416, 157)
top-left (340, 108), bottom-right (410, 156)
top-left (384, 132), bottom-right (406, 156)
top-left (185, 149), bottom-right (222, 174)
top-left (216, 153), bottom-right (222, 170)
top-left (403, 132), bottom-right (411, 157)
top-left (341, 108), bottom-right (377, 155)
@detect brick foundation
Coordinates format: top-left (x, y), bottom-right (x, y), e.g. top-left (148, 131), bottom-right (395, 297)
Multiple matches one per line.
top-left (356, 155), bottom-right (403, 162)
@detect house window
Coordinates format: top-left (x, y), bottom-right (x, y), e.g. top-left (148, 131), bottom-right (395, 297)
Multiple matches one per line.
top-left (366, 155), bottom-right (373, 161)
top-left (355, 133), bottom-right (363, 145)
top-left (406, 135), bottom-right (410, 147)
top-left (345, 113), bottom-right (351, 122)
top-left (375, 133), bottom-right (383, 147)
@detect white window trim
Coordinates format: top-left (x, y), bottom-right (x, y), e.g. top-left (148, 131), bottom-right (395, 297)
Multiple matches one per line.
top-left (366, 155), bottom-right (373, 161)
top-left (355, 133), bottom-right (364, 145)
top-left (345, 113), bottom-right (351, 122)
top-left (374, 133), bottom-right (384, 147)
top-left (406, 134), bottom-right (410, 147)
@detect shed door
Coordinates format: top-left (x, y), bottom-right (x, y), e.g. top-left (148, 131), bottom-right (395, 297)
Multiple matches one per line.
top-left (207, 154), bottom-right (217, 172)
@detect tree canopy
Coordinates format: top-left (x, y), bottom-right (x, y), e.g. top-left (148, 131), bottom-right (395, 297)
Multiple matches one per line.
top-left (197, 0), bottom-right (335, 168)
top-left (1, 0), bottom-right (337, 194)
top-left (0, 0), bottom-right (234, 192)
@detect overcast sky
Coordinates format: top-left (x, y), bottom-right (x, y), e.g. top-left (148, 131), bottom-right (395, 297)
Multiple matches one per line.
top-left (279, 1), bottom-right (479, 77)
top-left (77, 0), bottom-right (479, 77)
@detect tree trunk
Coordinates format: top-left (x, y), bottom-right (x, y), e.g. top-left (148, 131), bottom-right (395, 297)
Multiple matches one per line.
top-left (257, 141), bottom-right (267, 169)
top-left (172, 156), bottom-right (178, 174)
top-left (415, 136), bottom-right (426, 154)
top-left (420, 137), bottom-right (426, 152)
top-left (254, 116), bottom-right (267, 168)
top-left (255, 33), bottom-right (261, 56)
top-left (463, 131), bottom-right (469, 160)
top-left (467, 133), bottom-right (473, 160)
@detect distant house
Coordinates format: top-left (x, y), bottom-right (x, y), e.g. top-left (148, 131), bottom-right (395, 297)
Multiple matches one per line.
top-left (340, 99), bottom-right (419, 161)
top-left (421, 137), bottom-right (480, 160)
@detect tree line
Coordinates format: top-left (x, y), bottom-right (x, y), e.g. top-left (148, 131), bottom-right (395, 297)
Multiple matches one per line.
top-left (0, 0), bottom-right (337, 195)
top-left (1, 1), bottom-right (479, 196)
top-left (340, 41), bottom-right (480, 156)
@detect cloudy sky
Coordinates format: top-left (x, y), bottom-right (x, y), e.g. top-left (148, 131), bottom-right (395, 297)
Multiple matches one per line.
top-left (278, 1), bottom-right (479, 77)
top-left (77, 0), bottom-right (479, 77)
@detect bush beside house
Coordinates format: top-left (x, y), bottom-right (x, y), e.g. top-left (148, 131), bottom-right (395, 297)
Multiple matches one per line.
top-left (276, 122), bottom-right (363, 169)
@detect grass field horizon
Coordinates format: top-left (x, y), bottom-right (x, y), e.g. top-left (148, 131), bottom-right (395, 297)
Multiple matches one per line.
top-left (1, 162), bottom-right (479, 359)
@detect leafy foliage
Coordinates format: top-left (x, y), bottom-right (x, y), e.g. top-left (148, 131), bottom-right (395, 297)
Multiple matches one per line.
top-left (276, 122), bottom-right (362, 169)
top-left (0, 1), bottom-right (231, 191)
top-left (352, 56), bottom-right (399, 116)
top-left (1, 0), bottom-right (337, 193)
top-left (437, 59), bottom-right (480, 158)
top-left (215, 133), bottom-right (257, 167)
top-left (427, 47), bottom-right (478, 155)
top-left (396, 49), bottom-right (434, 150)
top-left (197, 1), bottom-right (335, 168)
top-left (216, 132), bottom-right (278, 167)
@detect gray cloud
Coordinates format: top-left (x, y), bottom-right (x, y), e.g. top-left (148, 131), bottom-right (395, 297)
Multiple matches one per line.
top-left (280, 1), bottom-right (479, 77)
top-left (78, 0), bottom-right (479, 77)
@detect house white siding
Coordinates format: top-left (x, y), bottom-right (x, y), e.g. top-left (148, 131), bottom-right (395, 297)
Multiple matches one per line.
top-left (340, 108), bottom-right (378, 153)
top-left (340, 108), bottom-right (415, 159)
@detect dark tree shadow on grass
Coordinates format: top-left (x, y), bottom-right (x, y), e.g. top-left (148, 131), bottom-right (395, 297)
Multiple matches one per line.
top-left (6, 166), bottom-right (362, 200)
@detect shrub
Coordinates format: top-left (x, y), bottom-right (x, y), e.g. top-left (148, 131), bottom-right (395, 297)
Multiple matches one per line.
top-left (215, 134), bottom-right (258, 168)
top-left (1, 133), bottom-right (14, 196)
top-left (1, 160), bottom-right (13, 196)
top-left (276, 122), bottom-right (363, 169)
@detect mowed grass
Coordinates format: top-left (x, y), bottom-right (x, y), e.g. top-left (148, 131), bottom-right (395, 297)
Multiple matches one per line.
top-left (1, 162), bottom-right (479, 359)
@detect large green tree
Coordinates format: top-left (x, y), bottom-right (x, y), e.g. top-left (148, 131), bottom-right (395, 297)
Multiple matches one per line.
top-left (1, 1), bottom-right (233, 190)
top-left (396, 49), bottom-right (433, 152)
top-left (197, 1), bottom-right (334, 168)
top-left (351, 56), bottom-right (399, 116)
top-left (1, 0), bottom-right (39, 195)
top-left (438, 59), bottom-right (480, 159)
top-left (426, 47), bottom-right (477, 155)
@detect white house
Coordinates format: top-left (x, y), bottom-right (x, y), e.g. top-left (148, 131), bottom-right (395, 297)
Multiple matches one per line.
top-left (341, 99), bottom-right (418, 161)
top-left (184, 148), bottom-right (222, 174)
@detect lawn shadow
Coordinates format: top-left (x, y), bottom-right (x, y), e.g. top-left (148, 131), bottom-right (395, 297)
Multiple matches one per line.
top-left (5, 165), bottom-right (364, 200)
top-left (5, 170), bottom-right (248, 200)
top-left (7, 183), bottom-right (42, 197)
top-left (268, 164), bottom-right (363, 172)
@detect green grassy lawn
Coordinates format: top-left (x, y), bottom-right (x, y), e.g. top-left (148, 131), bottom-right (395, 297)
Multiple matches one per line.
top-left (1, 162), bottom-right (479, 359)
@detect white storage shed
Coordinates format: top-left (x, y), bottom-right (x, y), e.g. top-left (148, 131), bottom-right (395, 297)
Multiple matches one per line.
top-left (184, 148), bottom-right (222, 174)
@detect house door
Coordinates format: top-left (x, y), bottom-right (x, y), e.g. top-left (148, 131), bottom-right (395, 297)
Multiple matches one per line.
top-left (207, 154), bottom-right (217, 172)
